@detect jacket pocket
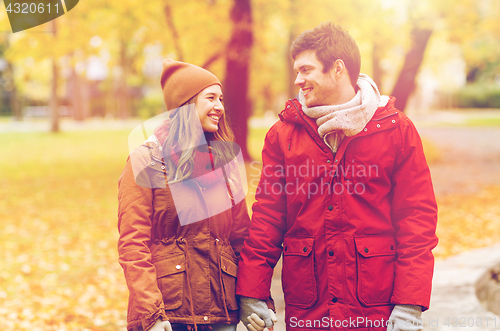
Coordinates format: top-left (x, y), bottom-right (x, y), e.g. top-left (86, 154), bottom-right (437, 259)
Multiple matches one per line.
top-left (354, 235), bottom-right (396, 306)
top-left (282, 236), bottom-right (317, 308)
top-left (153, 253), bottom-right (185, 310)
top-left (220, 255), bottom-right (239, 310)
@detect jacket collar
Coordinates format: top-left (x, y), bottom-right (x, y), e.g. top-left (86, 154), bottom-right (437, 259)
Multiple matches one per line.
top-left (279, 97), bottom-right (399, 132)
top-left (278, 97), bottom-right (400, 155)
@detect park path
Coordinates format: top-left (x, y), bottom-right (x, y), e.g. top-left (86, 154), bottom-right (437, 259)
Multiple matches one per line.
top-left (418, 126), bottom-right (500, 197)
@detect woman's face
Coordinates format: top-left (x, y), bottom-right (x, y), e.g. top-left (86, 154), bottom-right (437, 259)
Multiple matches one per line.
top-left (195, 84), bottom-right (224, 133)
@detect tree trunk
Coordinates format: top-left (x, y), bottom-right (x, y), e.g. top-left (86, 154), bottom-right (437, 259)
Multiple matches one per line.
top-left (10, 85), bottom-right (21, 120)
top-left (372, 42), bottom-right (383, 92)
top-left (6, 62), bottom-right (21, 121)
top-left (287, 26), bottom-right (299, 100)
top-left (117, 40), bottom-right (129, 119)
top-left (50, 20), bottom-right (59, 132)
top-left (70, 67), bottom-right (84, 121)
top-left (287, 0), bottom-right (299, 100)
top-left (391, 27), bottom-right (432, 112)
top-left (164, 4), bottom-right (184, 61)
top-left (224, 0), bottom-right (253, 162)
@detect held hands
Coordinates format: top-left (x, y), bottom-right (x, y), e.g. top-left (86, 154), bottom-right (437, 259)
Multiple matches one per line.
top-left (247, 310), bottom-right (278, 331)
top-left (239, 297), bottom-right (278, 331)
top-left (387, 305), bottom-right (423, 331)
top-left (150, 319), bottom-right (173, 331)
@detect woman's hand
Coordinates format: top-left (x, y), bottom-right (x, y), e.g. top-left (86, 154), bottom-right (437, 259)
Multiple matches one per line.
top-left (247, 310), bottom-right (278, 331)
top-left (150, 319), bottom-right (173, 331)
top-left (239, 297), bottom-right (276, 331)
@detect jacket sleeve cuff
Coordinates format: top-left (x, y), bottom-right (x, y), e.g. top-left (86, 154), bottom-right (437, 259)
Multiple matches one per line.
top-left (391, 296), bottom-right (429, 312)
top-left (265, 295), bottom-right (275, 312)
top-left (141, 308), bottom-right (167, 331)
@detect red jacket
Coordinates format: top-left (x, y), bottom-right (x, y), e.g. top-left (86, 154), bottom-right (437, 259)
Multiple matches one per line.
top-left (236, 97), bottom-right (438, 330)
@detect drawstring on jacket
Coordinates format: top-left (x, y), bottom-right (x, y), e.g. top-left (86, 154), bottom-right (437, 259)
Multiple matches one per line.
top-left (179, 238), bottom-right (198, 331)
top-left (288, 124), bottom-right (297, 151)
top-left (215, 239), bottom-right (231, 324)
top-left (178, 238), bottom-right (232, 330)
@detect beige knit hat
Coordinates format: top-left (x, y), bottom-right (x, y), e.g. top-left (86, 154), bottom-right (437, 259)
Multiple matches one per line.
top-left (160, 58), bottom-right (221, 111)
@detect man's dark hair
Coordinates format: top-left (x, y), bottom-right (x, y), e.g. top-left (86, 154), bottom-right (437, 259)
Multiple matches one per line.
top-left (291, 21), bottom-right (361, 88)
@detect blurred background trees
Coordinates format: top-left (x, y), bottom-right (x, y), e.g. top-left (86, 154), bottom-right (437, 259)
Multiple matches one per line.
top-left (0, 0), bottom-right (499, 156)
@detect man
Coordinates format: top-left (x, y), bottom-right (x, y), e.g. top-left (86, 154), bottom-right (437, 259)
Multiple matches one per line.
top-left (236, 22), bottom-right (438, 331)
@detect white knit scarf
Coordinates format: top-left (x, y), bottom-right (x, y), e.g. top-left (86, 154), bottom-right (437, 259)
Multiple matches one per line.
top-left (300, 74), bottom-right (385, 152)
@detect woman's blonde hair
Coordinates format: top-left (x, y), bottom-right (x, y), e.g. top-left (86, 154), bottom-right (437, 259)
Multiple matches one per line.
top-left (160, 95), bottom-right (241, 196)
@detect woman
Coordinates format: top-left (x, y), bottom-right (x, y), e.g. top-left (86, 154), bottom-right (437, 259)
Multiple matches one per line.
top-left (118, 59), bottom-right (251, 331)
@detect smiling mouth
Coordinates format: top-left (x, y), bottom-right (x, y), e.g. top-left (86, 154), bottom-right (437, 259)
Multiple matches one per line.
top-left (302, 87), bottom-right (313, 96)
top-left (208, 115), bottom-right (219, 123)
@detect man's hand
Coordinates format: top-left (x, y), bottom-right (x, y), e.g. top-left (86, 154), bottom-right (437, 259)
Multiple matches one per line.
top-left (149, 319), bottom-right (172, 331)
top-left (247, 310), bottom-right (278, 331)
top-left (239, 297), bottom-right (277, 331)
top-left (387, 305), bottom-right (422, 331)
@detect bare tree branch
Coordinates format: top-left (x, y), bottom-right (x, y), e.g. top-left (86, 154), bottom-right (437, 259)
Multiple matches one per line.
top-left (164, 4), bottom-right (184, 61)
top-left (202, 52), bottom-right (224, 69)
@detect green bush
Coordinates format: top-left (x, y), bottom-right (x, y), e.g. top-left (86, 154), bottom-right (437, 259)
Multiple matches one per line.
top-left (138, 93), bottom-right (165, 119)
top-left (457, 83), bottom-right (500, 108)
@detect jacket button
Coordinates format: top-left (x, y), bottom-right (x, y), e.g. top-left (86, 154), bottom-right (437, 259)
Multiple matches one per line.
top-left (151, 162), bottom-right (155, 166)
top-left (303, 247), bottom-right (307, 252)
top-left (176, 265), bottom-right (181, 270)
top-left (161, 166), bottom-right (165, 170)
top-left (203, 316), bottom-right (208, 321)
top-left (334, 159), bottom-right (338, 163)
top-left (287, 105), bottom-right (291, 109)
top-left (328, 205), bottom-right (333, 211)
top-left (327, 160), bottom-right (331, 163)
top-left (392, 119), bottom-right (396, 123)
top-left (364, 128), bottom-right (368, 132)
top-left (331, 297), bottom-right (338, 303)
top-left (329, 251), bottom-right (334, 256)
top-left (364, 247), bottom-right (369, 253)
top-left (377, 124), bottom-right (381, 128)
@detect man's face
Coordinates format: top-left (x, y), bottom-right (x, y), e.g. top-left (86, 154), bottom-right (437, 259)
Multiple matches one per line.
top-left (293, 50), bottom-right (339, 107)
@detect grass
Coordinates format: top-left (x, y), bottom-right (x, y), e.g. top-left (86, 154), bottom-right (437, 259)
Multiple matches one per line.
top-left (248, 127), bottom-right (268, 162)
top-left (0, 130), bottom-right (131, 331)
top-left (465, 118), bottom-right (500, 127)
top-left (434, 186), bottom-right (500, 258)
top-left (0, 127), bottom-right (497, 329)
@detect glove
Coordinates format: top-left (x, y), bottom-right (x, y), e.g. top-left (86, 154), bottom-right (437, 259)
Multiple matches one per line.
top-left (149, 319), bottom-right (172, 331)
top-left (248, 310), bottom-right (278, 331)
top-left (387, 305), bottom-right (422, 331)
top-left (239, 296), bottom-right (277, 331)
